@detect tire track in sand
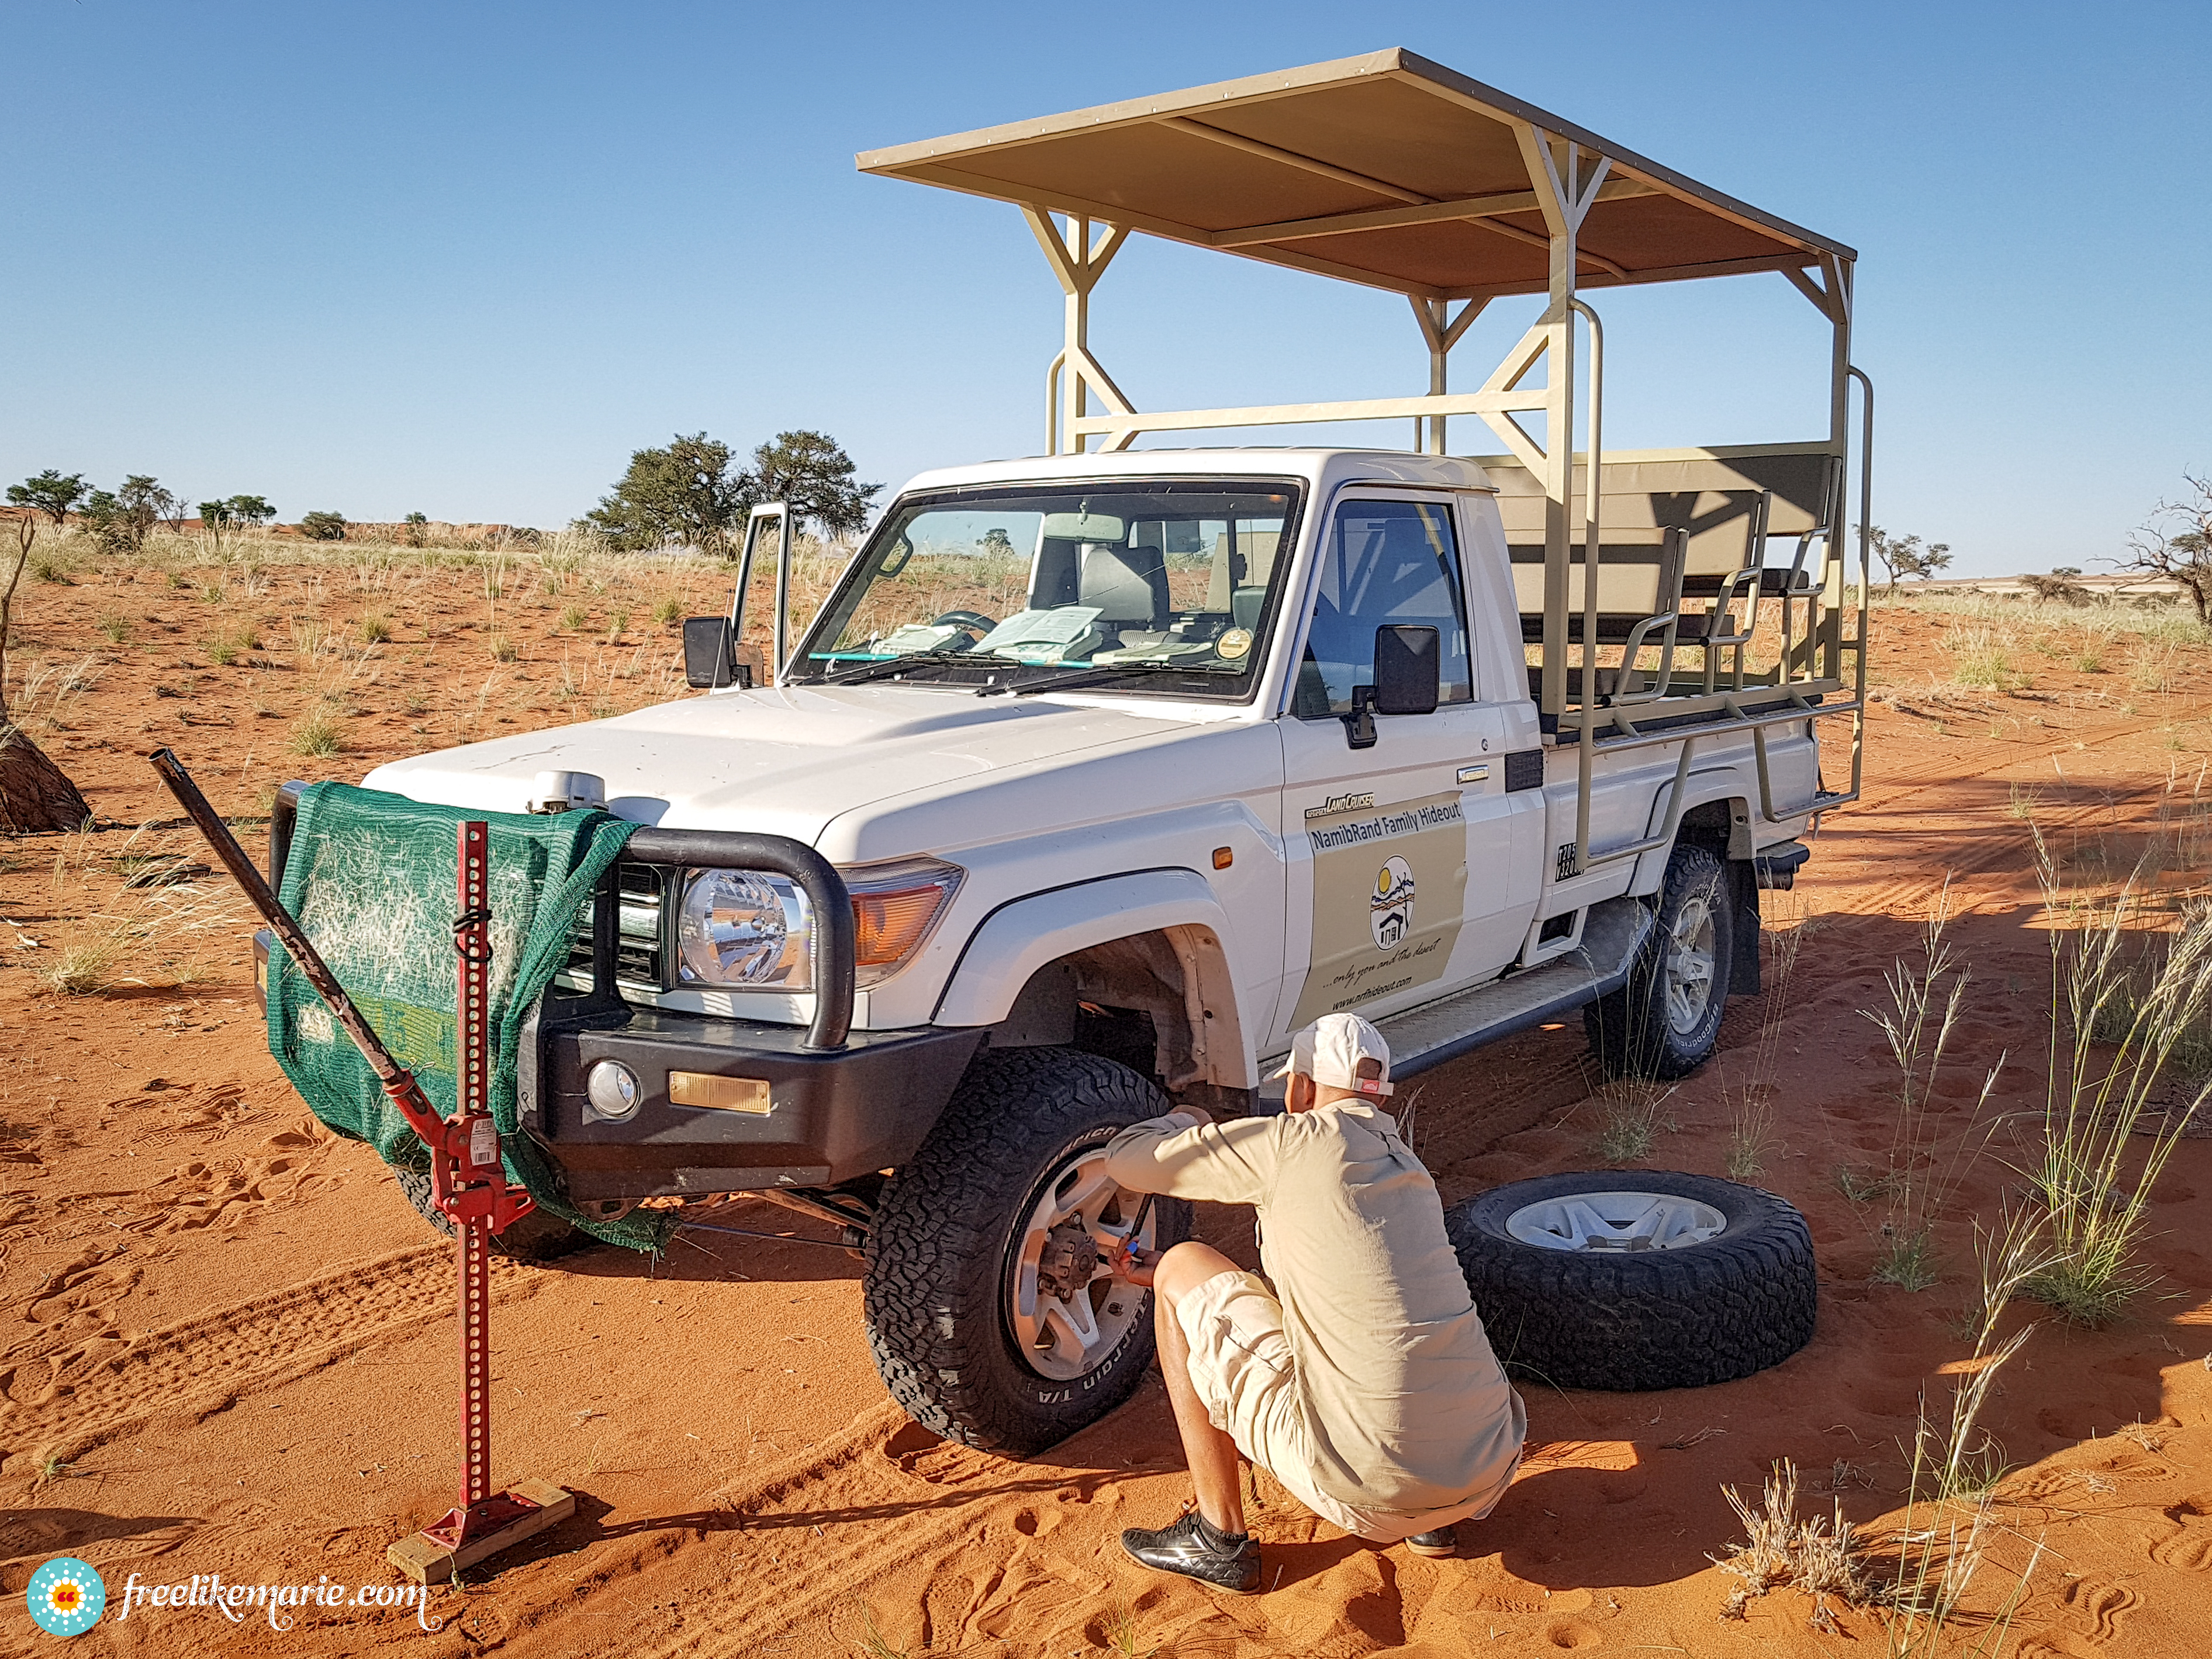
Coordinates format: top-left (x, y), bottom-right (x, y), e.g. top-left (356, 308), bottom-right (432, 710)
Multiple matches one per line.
top-left (615, 1405), bottom-right (1119, 1659)
top-left (0, 1242), bottom-right (534, 1468)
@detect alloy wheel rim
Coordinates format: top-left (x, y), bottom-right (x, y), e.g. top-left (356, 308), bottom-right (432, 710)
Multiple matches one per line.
top-left (1664, 890), bottom-right (1717, 1035)
top-left (1006, 1150), bottom-right (1156, 1382)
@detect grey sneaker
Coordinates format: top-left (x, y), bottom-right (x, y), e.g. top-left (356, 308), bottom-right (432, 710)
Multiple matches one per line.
top-left (1405, 1524), bottom-right (1457, 1558)
top-left (1120, 1509), bottom-right (1261, 1594)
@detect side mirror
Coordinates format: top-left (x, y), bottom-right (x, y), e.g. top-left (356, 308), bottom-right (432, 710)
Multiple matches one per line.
top-left (1342, 624), bottom-right (1441, 749)
top-left (1374, 624), bottom-right (1442, 714)
top-left (683, 617), bottom-right (753, 690)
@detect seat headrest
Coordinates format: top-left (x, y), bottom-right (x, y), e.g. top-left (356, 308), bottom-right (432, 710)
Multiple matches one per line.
top-left (1080, 542), bottom-right (1166, 624)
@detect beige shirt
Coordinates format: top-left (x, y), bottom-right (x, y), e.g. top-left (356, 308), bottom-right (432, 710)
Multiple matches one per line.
top-left (1103, 1101), bottom-right (1526, 1512)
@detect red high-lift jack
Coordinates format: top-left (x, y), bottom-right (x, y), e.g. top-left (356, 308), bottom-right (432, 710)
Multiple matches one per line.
top-left (151, 751), bottom-right (576, 1585)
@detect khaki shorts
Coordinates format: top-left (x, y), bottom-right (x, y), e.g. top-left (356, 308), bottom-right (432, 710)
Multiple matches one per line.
top-left (1176, 1268), bottom-right (1519, 1544)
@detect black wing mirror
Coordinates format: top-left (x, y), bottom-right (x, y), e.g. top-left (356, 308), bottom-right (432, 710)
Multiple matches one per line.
top-left (683, 617), bottom-right (753, 690)
top-left (1343, 624), bottom-right (1440, 748)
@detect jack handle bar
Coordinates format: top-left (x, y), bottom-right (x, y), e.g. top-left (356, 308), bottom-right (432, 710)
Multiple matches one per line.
top-left (147, 749), bottom-right (461, 1162)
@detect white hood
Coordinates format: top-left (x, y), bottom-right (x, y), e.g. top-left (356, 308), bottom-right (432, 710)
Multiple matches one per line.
top-left (360, 682), bottom-right (1200, 846)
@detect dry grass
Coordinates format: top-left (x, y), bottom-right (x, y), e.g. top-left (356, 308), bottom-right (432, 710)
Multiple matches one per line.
top-left (2020, 838), bottom-right (2212, 1323)
top-left (1857, 887), bottom-right (2003, 1290)
top-left (1724, 898), bottom-right (1807, 1179)
top-left (289, 707), bottom-right (348, 758)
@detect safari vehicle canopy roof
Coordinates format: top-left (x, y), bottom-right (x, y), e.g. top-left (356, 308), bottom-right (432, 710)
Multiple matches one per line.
top-left (858, 47), bottom-right (1852, 303)
top-left (858, 51), bottom-right (1871, 858)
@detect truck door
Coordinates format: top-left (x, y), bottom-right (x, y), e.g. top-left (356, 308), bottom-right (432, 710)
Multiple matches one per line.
top-left (1273, 491), bottom-right (1535, 1048)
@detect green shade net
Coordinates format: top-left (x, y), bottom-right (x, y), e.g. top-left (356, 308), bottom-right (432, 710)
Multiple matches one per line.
top-left (265, 780), bottom-right (668, 1252)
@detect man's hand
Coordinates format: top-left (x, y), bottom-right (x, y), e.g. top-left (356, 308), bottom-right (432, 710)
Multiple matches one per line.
top-left (1114, 1243), bottom-right (1163, 1288)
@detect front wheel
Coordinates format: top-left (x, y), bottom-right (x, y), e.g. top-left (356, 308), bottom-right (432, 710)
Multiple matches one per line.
top-left (1585, 842), bottom-right (1733, 1080)
top-left (863, 1049), bottom-right (1191, 1456)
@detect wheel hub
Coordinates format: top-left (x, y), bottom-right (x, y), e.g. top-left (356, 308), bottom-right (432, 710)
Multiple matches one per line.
top-left (1033, 1219), bottom-right (1103, 1301)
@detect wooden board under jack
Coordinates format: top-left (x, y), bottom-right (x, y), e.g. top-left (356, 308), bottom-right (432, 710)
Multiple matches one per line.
top-left (387, 1478), bottom-right (577, 1585)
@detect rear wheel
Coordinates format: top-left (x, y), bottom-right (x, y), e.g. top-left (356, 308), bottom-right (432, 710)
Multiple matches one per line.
top-left (863, 1048), bottom-right (1190, 1455)
top-left (1585, 842), bottom-right (1732, 1079)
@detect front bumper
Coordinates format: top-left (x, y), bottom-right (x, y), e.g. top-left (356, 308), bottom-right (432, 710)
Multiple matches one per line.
top-left (521, 1001), bottom-right (983, 1201)
top-left (253, 928), bottom-right (984, 1202)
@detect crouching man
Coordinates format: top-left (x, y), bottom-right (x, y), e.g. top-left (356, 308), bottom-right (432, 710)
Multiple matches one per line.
top-left (1103, 1012), bottom-right (1526, 1593)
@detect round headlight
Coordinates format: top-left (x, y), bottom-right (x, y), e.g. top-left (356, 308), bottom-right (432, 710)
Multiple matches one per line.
top-left (585, 1059), bottom-right (641, 1122)
top-left (675, 868), bottom-right (808, 988)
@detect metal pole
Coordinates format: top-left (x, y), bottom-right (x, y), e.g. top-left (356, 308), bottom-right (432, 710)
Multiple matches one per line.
top-left (1569, 298), bottom-right (1604, 874)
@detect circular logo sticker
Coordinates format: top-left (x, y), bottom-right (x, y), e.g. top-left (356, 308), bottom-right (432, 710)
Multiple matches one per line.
top-left (1216, 627), bottom-right (1252, 661)
top-left (27, 1558), bottom-right (105, 1637)
top-left (1370, 856), bottom-right (1416, 948)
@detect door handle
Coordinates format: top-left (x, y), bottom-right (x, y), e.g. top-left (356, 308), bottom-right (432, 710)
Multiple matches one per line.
top-left (1457, 762), bottom-right (1491, 784)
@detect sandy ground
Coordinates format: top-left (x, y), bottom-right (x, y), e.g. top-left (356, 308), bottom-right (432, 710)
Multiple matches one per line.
top-left (4, 554), bottom-right (2212, 1657)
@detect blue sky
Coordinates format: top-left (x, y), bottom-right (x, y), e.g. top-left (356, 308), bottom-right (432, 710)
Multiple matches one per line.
top-left (2, 1), bottom-right (2204, 575)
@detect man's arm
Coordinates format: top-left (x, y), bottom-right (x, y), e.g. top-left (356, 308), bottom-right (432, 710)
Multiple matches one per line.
top-left (1101, 1111), bottom-right (1281, 1207)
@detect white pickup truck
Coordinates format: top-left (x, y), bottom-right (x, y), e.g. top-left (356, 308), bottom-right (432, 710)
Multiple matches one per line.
top-left (289, 53), bottom-right (1871, 1447)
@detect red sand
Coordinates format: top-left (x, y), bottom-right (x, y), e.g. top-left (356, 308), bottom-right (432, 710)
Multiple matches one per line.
top-left (3, 563), bottom-right (2210, 1656)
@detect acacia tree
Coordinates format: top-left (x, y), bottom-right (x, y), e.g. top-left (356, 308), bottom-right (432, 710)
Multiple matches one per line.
top-left (199, 493), bottom-right (276, 555)
top-left (584, 430), bottom-right (879, 555)
top-left (79, 475), bottom-right (177, 554)
top-left (1864, 524), bottom-right (1953, 598)
top-left (742, 430), bottom-right (881, 539)
top-left (586, 433), bottom-right (748, 554)
top-left (0, 511), bottom-right (92, 831)
top-left (5, 470), bottom-right (87, 527)
top-left (2114, 473), bottom-right (2212, 623)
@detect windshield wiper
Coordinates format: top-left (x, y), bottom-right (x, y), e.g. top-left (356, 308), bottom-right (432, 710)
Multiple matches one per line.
top-left (807, 649), bottom-right (980, 686)
top-left (1002, 661), bottom-right (1187, 697)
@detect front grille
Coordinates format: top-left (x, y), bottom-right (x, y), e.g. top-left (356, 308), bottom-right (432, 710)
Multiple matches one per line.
top-left (565, 863), bottom-right (666, 989)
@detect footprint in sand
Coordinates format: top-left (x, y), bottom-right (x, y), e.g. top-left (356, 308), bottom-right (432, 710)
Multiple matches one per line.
top-left (2058, 1573), bottom-right (2139, 1641)
top-left (2149, 1498), bottom-right (2212, 1571)
top-left (2015, 1633), bottom-right (2103, 1659)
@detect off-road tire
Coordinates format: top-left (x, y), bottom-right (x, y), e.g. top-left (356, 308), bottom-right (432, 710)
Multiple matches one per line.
top-left (1585, 842), bottom-right (1733, 1080)
top-left (863, 1048), bottom-right (1193, 1456)
top-left (1446, 1169), bottom-right (1816, 1392)
top-left (393, 1166), bottom-right (593, 1263)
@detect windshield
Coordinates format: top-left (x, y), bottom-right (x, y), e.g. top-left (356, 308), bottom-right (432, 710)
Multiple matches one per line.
top-left (791, 480), bottom-right (1304, 697)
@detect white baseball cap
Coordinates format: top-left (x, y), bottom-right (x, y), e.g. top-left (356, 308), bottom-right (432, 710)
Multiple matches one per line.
top-left (1271, 1012), bottom-right (1394, 1097)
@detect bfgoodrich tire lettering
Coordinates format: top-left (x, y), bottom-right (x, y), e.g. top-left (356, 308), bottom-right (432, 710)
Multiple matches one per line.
top-left (863, 1048), bottom-right (1192, 1455)
top-left (1446, 1169), bottom-right (1816, 1392)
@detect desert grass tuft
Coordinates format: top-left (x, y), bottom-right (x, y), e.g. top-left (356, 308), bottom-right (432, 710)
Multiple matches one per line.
top-left (1713, 1458), bottom-right (1869, 1626)
top-left (2019, 834), bottom-right (2212, 1324)
top-left (1859, 886), bottom-right (2004, 1290)
top-left (1726, 899), bottom-right (1806, 1178)
top-left (289, 708), bottom-right (348, 758)
top-left (1593, 1080), bottom-right (1675, 1164)
top-left (357, 610), bottom-right (393, 644)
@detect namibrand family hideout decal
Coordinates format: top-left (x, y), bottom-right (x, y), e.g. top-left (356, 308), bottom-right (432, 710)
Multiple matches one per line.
top-left (1289, 789), bottom-right (1468, 1026)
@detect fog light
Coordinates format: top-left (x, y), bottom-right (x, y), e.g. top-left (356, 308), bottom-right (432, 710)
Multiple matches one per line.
top-left (584, 1059), bottom-right (641, 1123)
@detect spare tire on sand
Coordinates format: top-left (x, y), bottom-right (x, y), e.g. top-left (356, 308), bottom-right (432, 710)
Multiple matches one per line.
top-left (1446, 1169), bottom-right (1816, 1392)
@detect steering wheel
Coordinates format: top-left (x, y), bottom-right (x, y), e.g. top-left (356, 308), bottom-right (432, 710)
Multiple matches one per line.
top-left (931, 610), bottom-right (997, 634)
